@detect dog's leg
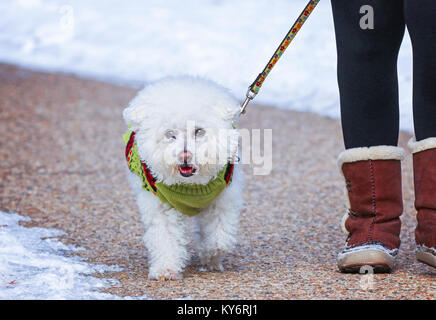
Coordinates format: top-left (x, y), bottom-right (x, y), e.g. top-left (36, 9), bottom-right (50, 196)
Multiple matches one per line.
top-left (127, 170), bottom-right (190, 280)
top-left (142, 204), bottom-right (190, 280)
top-left (195, 168), bottom-right (243, 271)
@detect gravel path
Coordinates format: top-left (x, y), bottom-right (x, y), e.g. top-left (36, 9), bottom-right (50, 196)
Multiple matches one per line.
top-left (0, 64), bottom-right (434, 299)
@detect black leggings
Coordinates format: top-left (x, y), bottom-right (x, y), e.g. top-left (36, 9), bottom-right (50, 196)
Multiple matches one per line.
top-left (331, 0), bottom-right (436, 149)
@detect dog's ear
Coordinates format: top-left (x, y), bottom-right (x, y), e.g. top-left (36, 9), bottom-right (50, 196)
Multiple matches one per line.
top-left (220, 102), bottom-right (241, 124)
top-left (122, 95), bottom-right (148, 130)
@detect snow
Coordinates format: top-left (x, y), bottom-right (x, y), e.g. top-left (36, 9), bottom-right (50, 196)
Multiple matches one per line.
top-left (0, 0), bottom-right (414, 131)
top-left (0, 211), bottom-right (147, 300)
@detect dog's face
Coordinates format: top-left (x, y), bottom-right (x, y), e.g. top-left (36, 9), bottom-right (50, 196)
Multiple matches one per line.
top-left (123, 77), bottom-right (240, 185)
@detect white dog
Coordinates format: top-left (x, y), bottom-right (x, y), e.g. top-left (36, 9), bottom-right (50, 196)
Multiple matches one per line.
top-left (122, 76), bottom-right (244, 280)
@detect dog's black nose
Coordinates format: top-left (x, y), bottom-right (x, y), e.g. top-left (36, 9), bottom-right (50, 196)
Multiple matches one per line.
top-left (178, 150), bottom-right (193, 163)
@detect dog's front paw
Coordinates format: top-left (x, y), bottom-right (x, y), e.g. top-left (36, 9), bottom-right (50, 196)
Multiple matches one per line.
top-left (200, 251), bottom-right (225, 272)
top-left (207, 257), bottom-right (224, 272)
top-left (148, 268), bottom-right (183, 281)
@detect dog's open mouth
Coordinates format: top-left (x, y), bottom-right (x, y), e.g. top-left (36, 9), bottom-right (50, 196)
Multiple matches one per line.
top-left (178, 164), bottom-right (196, 177)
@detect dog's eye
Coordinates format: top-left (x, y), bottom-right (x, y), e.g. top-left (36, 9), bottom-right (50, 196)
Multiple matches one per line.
top-left (164, 130), bottom-right (176, 140)
top-left (195, 128), bottom-right (205, 138)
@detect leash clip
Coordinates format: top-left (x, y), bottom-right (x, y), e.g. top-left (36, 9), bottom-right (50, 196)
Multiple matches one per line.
top-left (232, 87), bottom-right (257, 128)
top-left (239, 87), bottom-right (257, 115)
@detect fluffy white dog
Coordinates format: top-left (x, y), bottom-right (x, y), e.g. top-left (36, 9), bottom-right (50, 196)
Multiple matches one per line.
top-left (123, 76), bottom-right (244, 280)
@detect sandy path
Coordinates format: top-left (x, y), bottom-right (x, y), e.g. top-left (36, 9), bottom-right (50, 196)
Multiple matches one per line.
top-left (0, 64), bottom-right (434, 299)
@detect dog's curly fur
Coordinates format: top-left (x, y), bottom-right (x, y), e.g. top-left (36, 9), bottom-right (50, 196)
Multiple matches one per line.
top-left (123, 76), bottom-right (244, 280)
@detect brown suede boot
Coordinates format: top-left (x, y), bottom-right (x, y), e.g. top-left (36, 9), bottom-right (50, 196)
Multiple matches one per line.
top-left (337, 146), bottom-right (405, 273)
top-left (408, 138), bottom-right (436, 268)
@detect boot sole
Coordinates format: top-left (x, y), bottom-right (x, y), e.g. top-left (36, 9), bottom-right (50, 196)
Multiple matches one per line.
top-left (338, 249), bottom-right (395, 274)
top-left (416, 251), bottom-right (436, 268)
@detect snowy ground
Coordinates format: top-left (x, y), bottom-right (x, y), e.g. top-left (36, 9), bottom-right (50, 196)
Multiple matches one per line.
top-left (0, 0), bottom-right (414, 131)
top-left (0, 211), bottom-right (147, 299)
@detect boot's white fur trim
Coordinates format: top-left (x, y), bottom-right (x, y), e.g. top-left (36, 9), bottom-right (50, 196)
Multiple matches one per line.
top-left (337, 244), bottom-right (398, 271)
top-left (337, 145), bottom-right (405, 169)
top-left (338, 243), bottom-right (398, 259)
top-left (407, 137), bottom-right (436, 154)
top-left (416, 244), bottom-right (436, 255)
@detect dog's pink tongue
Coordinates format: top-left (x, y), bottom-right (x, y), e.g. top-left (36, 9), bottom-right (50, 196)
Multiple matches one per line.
top-left (179, 165), bottom-right (194, 175)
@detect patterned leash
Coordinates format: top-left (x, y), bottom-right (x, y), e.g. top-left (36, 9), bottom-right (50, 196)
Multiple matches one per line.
top-left (237, 0), bottom-right (320, 119)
